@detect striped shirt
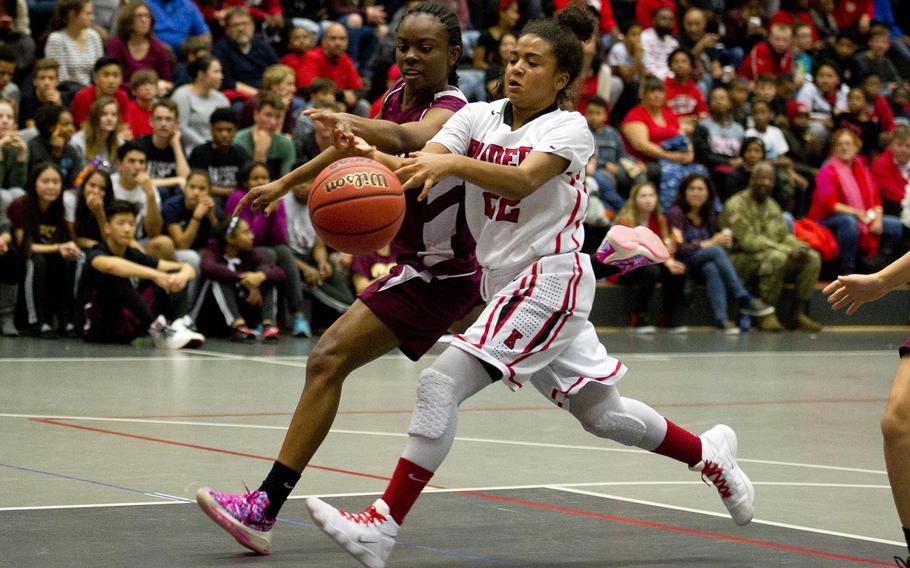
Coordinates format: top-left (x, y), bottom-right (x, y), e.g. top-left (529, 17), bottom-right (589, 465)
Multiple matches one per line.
top-left (44, 29), bottom-right (104, 86)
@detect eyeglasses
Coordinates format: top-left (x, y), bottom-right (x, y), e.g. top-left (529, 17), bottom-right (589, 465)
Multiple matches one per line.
top-left (133, 12), bottom-right (151, 19)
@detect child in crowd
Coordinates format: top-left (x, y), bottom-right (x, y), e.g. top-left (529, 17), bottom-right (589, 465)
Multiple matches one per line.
top-left (70, 96), bottom-right (123, 164)
top-left (226, 160), bottom-right (312, 337)
top-left (233, 92), bottom-right (295, 180)
top-left (70, 57), bottom-right (130, 127)
top-left (280, 25), bottom-right (318, 93)
top-left (861, 74), bottom-right (897, 145)
top-left (305, 77), bottom-right (337, 109)
top-left (19, 59), bottom-right (66, 129)
top-left (745, 100), bottom-right (789, 159)
top-left (239, 64), bottom-right (304, 135)
top-left (8, 163), bottom-right (80, 337)
top-left (162, 169), bottom-right (219, 252)
top-left (613, 182), bottom-right (686, 333)
top-left (79, 199), bottom-right (203, 348)
top-left (753, 73), bottom-right (786, 119)
top-left (172, 36), bottom-right (212, 88)
top-left (64, 166), bottom-right (113, 249)
top-left (835, 87), bottom-right (880, 159)
top-left (857, 25), bottom-right (901, 91)
top-left (0, 100), bottom-right (27, 190)
top-left (135, 99), bottom-right (190, 201)
top-left (585, 96), bottom-right (645, 212)
top-left (27, 105), bottom-right (82, 189)
top-left (664, 49), bottom-right (707, 135)
top-left (729, 78), bottom-right (752, 127)
top-left (188, 108), bottom-right (251, 202)
top-left (791, 23), bottom-right (814, 85)
top-left (126, 69), bottom-right (158, 139)
top-left (0, 45), bottom-right (19, 107)
top-left (191, 216), bottom-right (284, 342)
top-left (282, 180), bottom-right (354, 316)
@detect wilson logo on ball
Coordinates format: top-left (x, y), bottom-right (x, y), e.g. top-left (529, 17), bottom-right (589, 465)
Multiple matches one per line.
top-left (324, 172), bottom-right (390, 192)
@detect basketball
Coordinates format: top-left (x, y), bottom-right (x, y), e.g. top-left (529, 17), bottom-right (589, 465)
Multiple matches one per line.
top-left (308, 157), bottom-right (406, 255)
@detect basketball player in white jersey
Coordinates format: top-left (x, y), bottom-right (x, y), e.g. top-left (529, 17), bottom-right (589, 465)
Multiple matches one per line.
top-left (304, 7), bottom-right (755, 568)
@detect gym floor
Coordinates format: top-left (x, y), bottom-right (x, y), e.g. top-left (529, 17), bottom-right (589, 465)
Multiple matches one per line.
top-left (1, 330), bottom-right (907, 567)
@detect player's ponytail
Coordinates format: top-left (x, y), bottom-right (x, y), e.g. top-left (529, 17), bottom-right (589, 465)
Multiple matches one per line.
top-left (520, 5), bottom-right (595, 107)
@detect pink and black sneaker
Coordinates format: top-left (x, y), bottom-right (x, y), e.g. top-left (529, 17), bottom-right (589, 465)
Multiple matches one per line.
top-left (196, 486), bottom-right (275, 555)
top-left (595, 225), bottom-right (670, 275)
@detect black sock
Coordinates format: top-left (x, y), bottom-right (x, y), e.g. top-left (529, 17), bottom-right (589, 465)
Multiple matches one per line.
top-left (904, 527), bottom-right (910, 556)
top-left (258, 461), bottom-right (301, 520)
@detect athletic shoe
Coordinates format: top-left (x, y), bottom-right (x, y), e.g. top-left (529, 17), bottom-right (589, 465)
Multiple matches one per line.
top-left (231, 326), bottom-right (257, 343)
top-left (0, 315), bottom-right (17, 337)
top-left (148, 315), bottom-right (198, 349)
top-left (718, 320), bottom-right (740, 335)
top-left (666, 325), bottom-right (689, 334)
top-left (691, 424), bottom-right (754, 526)
top-left (740, 297), bottom-right (775, 317)
top-left (306, 497), bottom-right (399, 568)
top-left (196, 487), bottom-right (274, 555)
top-left (38, 323), bottom-right (58, 339)
top-left (594, 225), bottom-right (670, 275)
top-left (293, 313), bottom-right (312, 338)
top-left (261, 325), bottom-right (280, 342)
top-left (171, 317), bottom-right (205, 347)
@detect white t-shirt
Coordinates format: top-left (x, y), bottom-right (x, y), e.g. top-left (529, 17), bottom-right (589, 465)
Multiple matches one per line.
top-left (640, 28), bottom-right (679, 81)
top-left (429, 99), bottom-right (594, 272)
top-left (745, 125), bottom-right (790, 159)
top-left (112, 172), bottom-right (160, 240)
top-left (63, 189), bottom-right (78, 223)
top-left (282, 192), bottom-right (316, 256)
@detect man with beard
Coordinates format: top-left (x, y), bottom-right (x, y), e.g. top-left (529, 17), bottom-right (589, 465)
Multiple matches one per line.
top-left (213, 7), bottom-right (278, 97)
top-left (722, 161), bottom-right (822, 332)
top-left (641, 7), bottom-right (679, 80)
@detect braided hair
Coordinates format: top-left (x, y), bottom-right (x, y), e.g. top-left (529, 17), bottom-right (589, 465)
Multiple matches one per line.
top-left (398, 2), bottom-right (463, 86)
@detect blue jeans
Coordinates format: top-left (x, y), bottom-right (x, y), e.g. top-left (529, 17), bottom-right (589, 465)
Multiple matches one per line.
top-left (819, 214), bottom-right (903, 274)
top-left (592, 170), bottom-right (627, 212)
top-left (682, 245), bottom-right (750, 325)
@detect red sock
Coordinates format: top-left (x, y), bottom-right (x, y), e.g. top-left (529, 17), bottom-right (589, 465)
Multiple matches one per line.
top-left (381, 458), bottom-right (434, 525)
top-left (652, 419), bottom-right (703, 467)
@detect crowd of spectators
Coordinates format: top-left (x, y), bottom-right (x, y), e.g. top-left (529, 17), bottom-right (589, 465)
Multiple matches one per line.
top-left (0, 0), bottom-right (909, 345)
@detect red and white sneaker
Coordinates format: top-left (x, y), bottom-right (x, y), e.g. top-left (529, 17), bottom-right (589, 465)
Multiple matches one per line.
top-left (594, 225), bottom-right (670, 275)
top-left (691, 424), bottom-right (755, 526)
top-left (306, 497), bottom-right (399, 568)
top-left (196, 486), bottom-right (274, 555)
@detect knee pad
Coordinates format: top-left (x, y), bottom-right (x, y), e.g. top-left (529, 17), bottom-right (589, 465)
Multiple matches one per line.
top-left (583, 411), bottom-right (646, 447)
top-left (407, 368), bottom-right (456, 440)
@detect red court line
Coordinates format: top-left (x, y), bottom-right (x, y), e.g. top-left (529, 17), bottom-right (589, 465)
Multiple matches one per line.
top-left (31, 417), bottom-right (896, 565)
top-left (110, 397), bottom-right (888, 420)
top-left (458, 491), bottom-right (895, 566)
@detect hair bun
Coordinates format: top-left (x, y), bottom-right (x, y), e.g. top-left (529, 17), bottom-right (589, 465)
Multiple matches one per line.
top-left (555, 5), bottom-right (595, 43)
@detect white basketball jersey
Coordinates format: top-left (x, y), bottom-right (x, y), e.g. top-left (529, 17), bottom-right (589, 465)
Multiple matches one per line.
top-left (429, 99), bottom-right (594, 272)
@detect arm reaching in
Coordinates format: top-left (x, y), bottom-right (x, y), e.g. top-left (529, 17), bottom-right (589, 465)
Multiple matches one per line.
top-left (823, 251), bottom-right (910, 315)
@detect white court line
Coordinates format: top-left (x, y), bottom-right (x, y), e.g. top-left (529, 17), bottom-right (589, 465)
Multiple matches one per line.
top-left (1, 481), bottom-right (901, 547)
top-left (2, 412), bottom-right (889, 475)
top-left (548, 485), bottom-right (905, 547)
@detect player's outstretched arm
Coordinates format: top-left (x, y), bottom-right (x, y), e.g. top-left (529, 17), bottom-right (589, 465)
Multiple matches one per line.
top-left (305, 107), bottom-right (457, 156)
top-left (823, 251), bottom-right (910, 315)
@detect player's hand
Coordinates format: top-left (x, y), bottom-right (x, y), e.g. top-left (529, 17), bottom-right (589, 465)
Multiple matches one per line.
top-left (234, 178), bottom-right (289, 216)
top-left (304, 107), bottom-right (341, 130)
top-left (395, 151), bottom-right (450, 202)
top-left (332, 128), bottom-right (374, 158)
top-left (822, 273), bottom-right (889, 316)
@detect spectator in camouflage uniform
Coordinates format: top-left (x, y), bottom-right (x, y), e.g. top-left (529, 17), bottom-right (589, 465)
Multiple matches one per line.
top-left (723, 161), bottom-right (823, 332)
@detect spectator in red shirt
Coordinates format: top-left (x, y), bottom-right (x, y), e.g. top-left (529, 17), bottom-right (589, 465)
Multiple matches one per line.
top-left (636, 0), bottom-right (678, 35)
top-left (770, 0), bottom-right (819, 44)
top-left (279, 25), bottom-right (318, 92)
top-left (126, 69), bottom-right (157, 139)
top-left (621, 75), bottom-right (692, 169)
top-left (833, 0), bottom-right (872, 34)
top-left (70, 58), bottom-right (131, 127)
top-left (871, 125), bottom-right (910, 216)
top-left (298, 22), bottom-right (367, 115)
top-left (738, 23), bottom-right (794, 81)
top-left (664, 48), bottom-right (708, 135)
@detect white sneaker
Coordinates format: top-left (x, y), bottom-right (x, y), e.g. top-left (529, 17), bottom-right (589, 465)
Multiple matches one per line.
top-left (595, 225), bottom-right (670, 275)
top-left (306, 497), bottom-right (399, 568)
top-left (171, 316), bottom-right (205, 347)
top-left (148, 315), bottom-right (201, 350)
top-left (690, 424), bottom-right (754, 526)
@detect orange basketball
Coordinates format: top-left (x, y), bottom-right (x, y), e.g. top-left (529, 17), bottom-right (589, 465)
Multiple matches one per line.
top-left (308, 157), bottom-right (406, 254)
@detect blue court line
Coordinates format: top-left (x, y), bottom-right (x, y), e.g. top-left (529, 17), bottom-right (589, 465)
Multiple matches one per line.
top-left (0, 462), bottom-right (525, 566)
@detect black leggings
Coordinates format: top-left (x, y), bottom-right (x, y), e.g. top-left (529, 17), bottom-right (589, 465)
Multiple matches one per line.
top-left (20, 253), bottom-right (75, 328)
